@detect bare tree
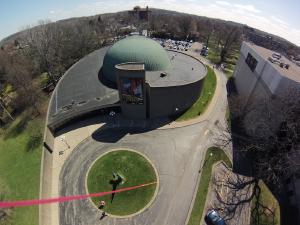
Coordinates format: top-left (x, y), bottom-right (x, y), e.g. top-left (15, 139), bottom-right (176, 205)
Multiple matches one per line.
top-left (220, 90), bottom-right (300, 188)
top-left (22, 19), bottom-right (99, 88)
top-left (72, 21), bottom-right (99, 58)
top-left (23, 20), bottom-right (61, 86)
top-left (179, 16), bottom-right (193, 39)
top-left (214, 89), bottom-right (300, 223)
top-left (212, 169), bottom-right (257, 220)
top-left (2, 51), bottom-right (42, 115)
top-left (197, 19), bottom-right (214, 47)
top-left (219, 26), bottom-right (242, 63)
top-left (212, 170), bottom-right (276, 224)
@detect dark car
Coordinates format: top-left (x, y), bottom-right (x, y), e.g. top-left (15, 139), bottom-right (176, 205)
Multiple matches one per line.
top-left (205, 210), bottom-right (226, 225)
top-left (200, 49), bottom-right (208, 57)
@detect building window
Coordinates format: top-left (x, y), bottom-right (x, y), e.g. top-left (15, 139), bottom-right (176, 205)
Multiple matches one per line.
top-left (245, 53), bottom-right (258, 72)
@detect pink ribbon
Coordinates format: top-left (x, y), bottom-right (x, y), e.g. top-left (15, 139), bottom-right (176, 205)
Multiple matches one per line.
top-left (0, 181), bottom-right (156, 208)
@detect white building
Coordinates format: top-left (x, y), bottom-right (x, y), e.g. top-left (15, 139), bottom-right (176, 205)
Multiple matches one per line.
top-left (234, 42), bottom-right (300, 223)
top-left (234, 42), bottom-right (300, 103)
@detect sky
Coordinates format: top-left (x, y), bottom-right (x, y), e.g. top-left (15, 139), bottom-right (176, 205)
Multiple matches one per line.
top-left (0, 0), bottom-right (299, 46)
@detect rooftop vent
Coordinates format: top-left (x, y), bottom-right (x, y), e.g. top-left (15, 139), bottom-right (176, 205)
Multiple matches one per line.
top-left (160, 72), bottom-right (167, 78)
top-left (77, 100), bottom-right (88, 106)
top-left (61, 104), bottom-right (72, 111)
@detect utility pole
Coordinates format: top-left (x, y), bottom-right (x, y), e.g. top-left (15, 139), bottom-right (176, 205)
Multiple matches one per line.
top-left (60, 135), bottom-right (70, 149)
top-left (0, 98), bottom-right (14, 121)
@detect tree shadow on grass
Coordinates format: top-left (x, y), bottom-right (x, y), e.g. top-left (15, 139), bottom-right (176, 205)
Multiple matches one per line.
top-left (25, 132), bottom-right (42, 152)
top-left (109, 175), bottom-right (123, 203)
top-left (251, 200), bottom-right (276, 225)
top-left (3, 115), bottom-right (30, 140)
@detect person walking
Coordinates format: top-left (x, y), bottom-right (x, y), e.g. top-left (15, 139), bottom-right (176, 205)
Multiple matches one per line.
top-left (98, 200), bottom-right (105, 210)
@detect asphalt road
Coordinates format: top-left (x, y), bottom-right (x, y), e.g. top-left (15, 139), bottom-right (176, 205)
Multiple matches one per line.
top-left (59, 122), bottom-right (213, 225)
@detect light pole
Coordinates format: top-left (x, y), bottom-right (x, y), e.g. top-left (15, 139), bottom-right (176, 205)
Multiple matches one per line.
top-left (109, 110), bottom-right (116, 125)
top-left (199, 152), bottom-right (213, 173)
top-left (60, 135), bottom-right (70, 149)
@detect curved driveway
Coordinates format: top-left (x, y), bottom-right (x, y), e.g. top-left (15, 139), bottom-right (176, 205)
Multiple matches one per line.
top-left (59, 123), bottom-right (212, 225)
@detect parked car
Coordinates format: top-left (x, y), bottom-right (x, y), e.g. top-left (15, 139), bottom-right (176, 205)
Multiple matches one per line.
top-left (205, 210), bottom-right (226, 225)
top-left (201, 49), bottom-right (208, 57)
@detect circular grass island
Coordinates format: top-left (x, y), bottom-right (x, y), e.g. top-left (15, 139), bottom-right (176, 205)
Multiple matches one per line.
top-left (87, 150), bottom-right (158, 216)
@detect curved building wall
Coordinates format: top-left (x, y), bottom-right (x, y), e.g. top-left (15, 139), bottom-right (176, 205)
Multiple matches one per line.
top-left (147, 79), bottom-right (204, 118)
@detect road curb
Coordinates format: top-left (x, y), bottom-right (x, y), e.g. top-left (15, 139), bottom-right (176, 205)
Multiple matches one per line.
top-left (184, 146), bottom-right (210, 225)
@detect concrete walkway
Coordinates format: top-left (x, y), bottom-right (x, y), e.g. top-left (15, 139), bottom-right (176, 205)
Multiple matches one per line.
top-left (39, 44), bottom-right (230, 225)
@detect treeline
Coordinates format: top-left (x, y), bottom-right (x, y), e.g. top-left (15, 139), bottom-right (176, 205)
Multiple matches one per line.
top-left (0, 14), bottom-right (126, 123)
top-left (0, 9), bottom-right (151, 123)
top-left (150, 12), bottom-right (242, 62)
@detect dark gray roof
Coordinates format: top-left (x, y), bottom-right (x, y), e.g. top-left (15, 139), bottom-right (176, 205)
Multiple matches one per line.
top-left (47, 47), bottom-right (119, 131)
top-left (146, 51), bottom-right (206, 87)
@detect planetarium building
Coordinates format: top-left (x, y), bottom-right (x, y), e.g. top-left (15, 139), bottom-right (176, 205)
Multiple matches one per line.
top-left (47, 36), bottom-right (207, 132)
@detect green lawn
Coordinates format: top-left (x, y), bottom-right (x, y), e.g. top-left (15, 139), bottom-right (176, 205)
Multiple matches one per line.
top-left (176, 66), bottom-right (217, 121)
top-left (251, 181), bottom-right (280, 225)
top-left (187, 147), bottom-right (232, 225)
top-left (207, 46), bottom-right (221, 64)
top-left (224, 54), bottom-right (237, 79)
top-left (205, 39), bottom-right (238, 79)
top-left (87, 150), bottom-right (157, 216)
top-left (0, 115), bottom-right (43, 225)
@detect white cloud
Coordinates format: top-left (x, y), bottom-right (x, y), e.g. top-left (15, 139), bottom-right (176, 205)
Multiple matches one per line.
top-left (215, 1), bottom-right (231, 6)
top-left (271, 16), bottom-right (289, 27)
top-left (233, 4), bottom-right (261, 13)
top-left (48, 1), bottom-right (121, 20)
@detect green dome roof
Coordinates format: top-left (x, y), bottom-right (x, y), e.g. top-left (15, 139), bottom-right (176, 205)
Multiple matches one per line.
top-left (102, 36), bottom-right (171, 82)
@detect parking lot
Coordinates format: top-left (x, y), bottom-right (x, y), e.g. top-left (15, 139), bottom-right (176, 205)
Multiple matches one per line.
top-left (153, 37), bottom-right (193, 51)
